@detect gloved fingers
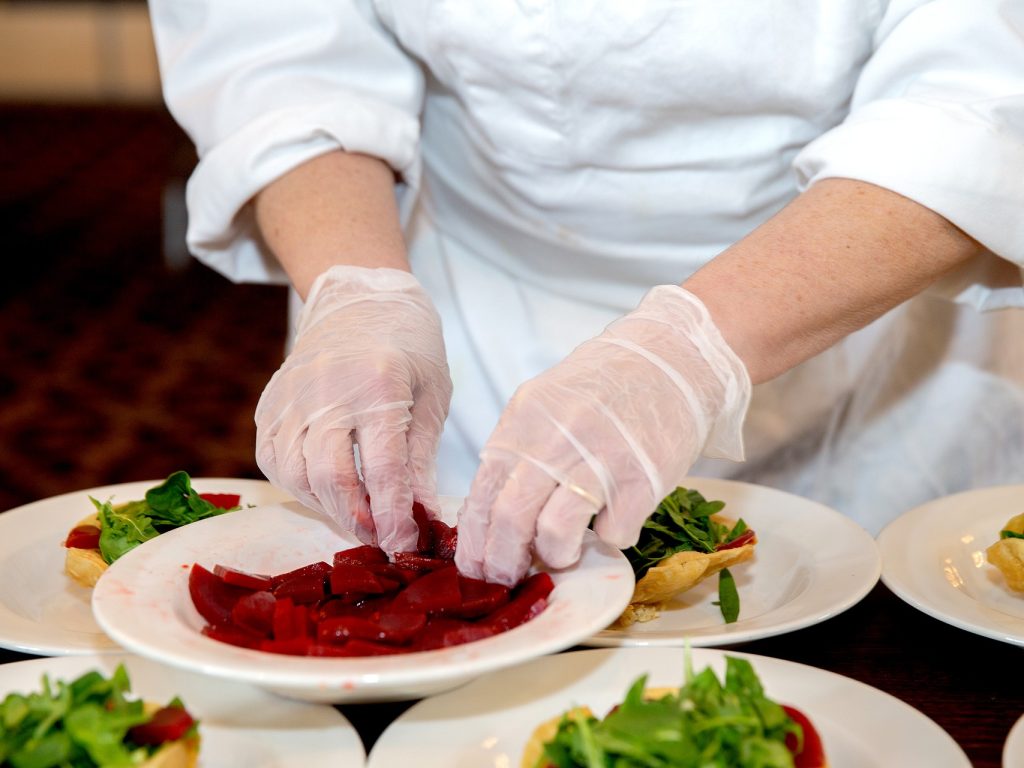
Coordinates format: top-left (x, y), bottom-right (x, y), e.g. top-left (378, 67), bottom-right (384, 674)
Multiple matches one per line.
top-left (534, 464), bottom-right (605, 570)
top-left (357, 405), bottom-right (418, 555)
top-left (454, 458), bottom-right (509, 580)
top-left (258, 422), bottom-right (325, 521)
top-left (592, 470), bottom-right (660, 549)
top-left (405, 393), bottom-right (449, 519)
top-left (303, 421), bottom-right (375, 545)
top-left (481, 459), bottom-right (557, 586)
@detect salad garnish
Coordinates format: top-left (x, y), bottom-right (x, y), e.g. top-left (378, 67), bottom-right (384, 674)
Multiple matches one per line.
top-left (534, 649), bottom-right (809, 768)
top-left (0, 665), bottom-right (197, 768)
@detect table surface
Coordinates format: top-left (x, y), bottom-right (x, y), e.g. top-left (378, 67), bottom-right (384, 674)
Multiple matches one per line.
top-left (0, 582), bottom-right (1017, 766)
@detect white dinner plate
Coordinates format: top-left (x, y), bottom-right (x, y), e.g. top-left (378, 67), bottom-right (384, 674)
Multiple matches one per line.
top-left (1005, 712), bottom-right (1024, 768)
top-left (878, 484), bottom-right (1024, 646)
top-left (92, 499), bottom-right (634, 704)
top-left (0, 653), bottom-right (364, 767)
top-left (366, 646), bottom-right (969, 767)
top-left (585, 477), bottom-right (881, 647)
top-left (0, 478), bottom-right (292, 656)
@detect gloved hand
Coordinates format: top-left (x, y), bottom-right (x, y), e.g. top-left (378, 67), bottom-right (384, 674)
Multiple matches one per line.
top-left (255, 265), bottom-right (452, 554)
top-left (455, 285), bottom-right (751, 586)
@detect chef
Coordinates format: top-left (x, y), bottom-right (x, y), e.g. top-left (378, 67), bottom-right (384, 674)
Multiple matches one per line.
top-left (149, 0), bottom-right (1024, 584)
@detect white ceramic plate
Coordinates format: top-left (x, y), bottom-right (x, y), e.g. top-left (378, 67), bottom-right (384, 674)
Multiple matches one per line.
top-left (878, 484), bottom-right (1024, 646)
top-left (0, 478), bottom-right (292, 656)
top-left (1005, 712), bottom-right (1024, 768)
top-left (366, 646), bottom-right (969, 767)
top-left (585, 477), bottom-right (881, 647)
top-left (0, 653), bottom-right (364, 767)
top-left (92, 499), bottom-right (634, 704)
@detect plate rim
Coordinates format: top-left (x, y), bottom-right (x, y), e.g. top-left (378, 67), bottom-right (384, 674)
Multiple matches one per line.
top-left (0, 478), bottom-right (289, 656)
top-left (582, 476), bottom-right (881, 647)
top-left (878, 483), bottom-right (1024, 647)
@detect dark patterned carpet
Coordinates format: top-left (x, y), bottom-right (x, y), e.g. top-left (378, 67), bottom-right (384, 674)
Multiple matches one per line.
top-left (0, 104), bottom-right (290, 511)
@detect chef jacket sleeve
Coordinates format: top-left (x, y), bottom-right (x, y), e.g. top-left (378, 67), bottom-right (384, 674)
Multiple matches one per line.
top-left (148, 0), bottom-right (424, 283)
top-left (793, 0), bottom-right (1024, 311)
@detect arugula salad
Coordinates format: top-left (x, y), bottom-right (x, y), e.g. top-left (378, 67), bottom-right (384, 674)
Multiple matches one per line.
top-left (0, 665), bottom-right (197, 768)
top-left (532, 653), bottom-right (816, 768)
top-left (624, 486), bottom-right (754, 623)
top-left (90, 472), bottom-right (240, 565)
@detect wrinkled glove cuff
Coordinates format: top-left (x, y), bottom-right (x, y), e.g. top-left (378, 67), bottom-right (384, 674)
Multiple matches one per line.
top-left (628, 285), bottom-right (751, 461)
top-left (298, 265), bottom-right (432, 338)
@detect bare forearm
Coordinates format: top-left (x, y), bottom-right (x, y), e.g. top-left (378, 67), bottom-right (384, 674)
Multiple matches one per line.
top-left (254, 150), bottom-right (408, 299)
top-left (683, 178), bottom-right (984, 384)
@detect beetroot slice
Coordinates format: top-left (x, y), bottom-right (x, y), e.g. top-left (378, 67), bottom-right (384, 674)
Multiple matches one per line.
top-left (273, 572), bottom-right (327, 604)
top-left (231, 590), bottom-right (276, 636)
top-left (128, 706), bottom-right (195, 745)
top-left (189, 564), bottom-right (253, 626)
top-left (329, 564), bottom-right (385, 595)
top-left (197, 492), bottom-right (241, 509)
top-left (214, 564), bottom-right (273, 591)
top-left (333, 545), bottom-right (388, 566)
top-left (440, 624), bottom-right (499, 647)
top-left (271, 561), bottom-right (331, 587)
top-left (446, 576), bottom-right (511, 619)
top-left (412, 501), bottom-right (433, 553)
top-left (201, 623), bottom-right (262, 649)
top-left (428, 520), bottom-right (458, 560)
top-left (484, 573), bottom-right (555, 631)
top-left (391, 565), bottom-right (462, 614)
top-left (64, 525), bottom-right (101, 550)
top-left (392, 552), bottom-right (450, 571)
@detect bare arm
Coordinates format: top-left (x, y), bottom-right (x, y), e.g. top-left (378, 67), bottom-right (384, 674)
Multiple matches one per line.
top-left (253, 150), bottom-right (409, 299)
top-left (684, 178), bottom-right (985, 385)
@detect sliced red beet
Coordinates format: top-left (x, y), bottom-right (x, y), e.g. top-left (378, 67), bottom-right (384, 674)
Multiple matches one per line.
top-left (484, 572), bottom-right (554, 632)
top-left (214, 564), bottom-right (273, 591)
top-left (333, 639), bottom-right (409, 656)
top-left (198, 492), bottom-right (241, 509)
top-left (428, 519), bottom-right (458, 560)
top-left (128, 706), bottom-right (195, 745)
top-left (260, 637), bottom-right (314, 655)
top-left (447, 576), bottom-right (510, 619)
top-left (392, 552), bottom-right (450, 571)
top-left (367, 562), bottom-right (420, 586)
top-left (333, 545), bottom-right (388, 567)
top-left (64, 524), bottom-right (101, 550)
top-left (716, 529), bottom-right (757, 551)
top-left (391, 565), bottom-right (462, 614)
top-left (189, 564), bottom-right (253, 626)
top-left (329, 564), bottom-right (385, 595)
top-left (230, 590), bottom-right (276, 636)
top-left (271, 560), bottom-right (331, 587)
top-left (272, 598), bottom-right (310, 640)
top-left (782, 705), bottom-right (827, 768)
top-left (376, 611), bottom-right (428, 643)
top-left (440, 624), bottom-right (499, 647)
top-left (201, 623), bottom-right (262, 649)
top-left (412, 501), bottom-right (433, 553)
top-left (317, 616), bottom-right (384, 645)
top-left (414, 617), bottom-right (477, 651)
top-left (273, 572), bottom-right (327, 604)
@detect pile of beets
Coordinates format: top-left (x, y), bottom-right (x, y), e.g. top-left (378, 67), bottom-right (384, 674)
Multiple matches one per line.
top-left (189, 504), bottom-right (554, 657)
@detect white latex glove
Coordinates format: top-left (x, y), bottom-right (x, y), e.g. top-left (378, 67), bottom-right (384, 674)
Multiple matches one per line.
top-left (455, 285), bottom-right (751, 586)
top-left (255, 266), bottom-right (452, 554)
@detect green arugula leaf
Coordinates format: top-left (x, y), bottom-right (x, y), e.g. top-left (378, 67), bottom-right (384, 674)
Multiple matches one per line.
top-left (1000, 529), bottom-right (1024, 540)
top-left (94, 498), bottom-right (159, 565)
top-left (716, 568), bottom-right (740, 624)
top-left (538, 655), bottom-right (802, 767)
top-left (0, 665), bottom-right (185, 768)
top-left (92, 471), bottom-right (238, 565)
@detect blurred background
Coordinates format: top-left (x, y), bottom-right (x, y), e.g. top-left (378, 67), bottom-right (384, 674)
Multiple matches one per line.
top-left (0, 0), bottom-right (289, 510)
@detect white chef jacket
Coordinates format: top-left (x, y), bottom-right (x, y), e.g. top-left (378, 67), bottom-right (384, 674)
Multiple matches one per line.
top-left (149, 0), bottom-right (1024, 534)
